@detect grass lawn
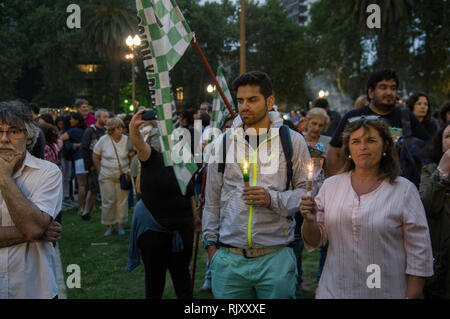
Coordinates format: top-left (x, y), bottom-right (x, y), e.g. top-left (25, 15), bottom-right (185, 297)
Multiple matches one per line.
top-left (59, 205), bottom-right (321, 299)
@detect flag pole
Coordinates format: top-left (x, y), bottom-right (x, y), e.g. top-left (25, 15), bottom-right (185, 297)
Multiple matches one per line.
top-left (190, 35), bottom-right (237, 293)
top-left (191, 165), bottom-right (208, 289)
top-left (192, 36), bottom-right (237, 119)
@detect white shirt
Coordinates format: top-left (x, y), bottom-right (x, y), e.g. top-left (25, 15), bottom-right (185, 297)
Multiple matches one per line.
top-left (0, 152), bottom-right (63, 299)
top-left (93, 134), bottom-right (129, 180)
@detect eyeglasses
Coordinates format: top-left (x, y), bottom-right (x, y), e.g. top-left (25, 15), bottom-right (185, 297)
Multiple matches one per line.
top-left (347, 115), bottom-right (380, 123)
top-left (0, 129), bottom-right (25, 139)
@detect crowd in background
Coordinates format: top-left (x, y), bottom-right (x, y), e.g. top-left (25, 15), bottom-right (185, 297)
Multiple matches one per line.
top-left (12, 72), bottom-right (450, 299)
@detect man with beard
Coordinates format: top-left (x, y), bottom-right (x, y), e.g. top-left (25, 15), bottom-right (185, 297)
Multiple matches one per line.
top-left (0, 101), bottom-right (63, 298)
top-left (79, 109), bottom-right (109, 221)
top-left (327, 69), bottom-right (430, 176)
top-left (202, 71), bottom-right (310, 298)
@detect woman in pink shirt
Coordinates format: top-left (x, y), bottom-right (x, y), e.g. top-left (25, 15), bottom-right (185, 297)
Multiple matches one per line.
top-left (300, 116), bottom-right (433, 298)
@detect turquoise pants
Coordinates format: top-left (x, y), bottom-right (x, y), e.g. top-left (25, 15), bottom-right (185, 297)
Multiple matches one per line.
top-left (210, 247), bottom-right (297, 299)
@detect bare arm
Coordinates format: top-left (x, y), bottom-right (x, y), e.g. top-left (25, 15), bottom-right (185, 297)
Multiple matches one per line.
top-left (327, 146), bottom-right (343, 176)
top-left (0, 226), bottom-right (27, 248)
top-left (0, 175), bottom-right (51, 241)
top-left (129, 109), bottom-right (151, 162)
top-left (93, 153), bottom-right (101, 174)
top-left (406, 275), bottom-right (425, 299)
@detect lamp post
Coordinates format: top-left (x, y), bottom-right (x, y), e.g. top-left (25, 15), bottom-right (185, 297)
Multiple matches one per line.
top-left (126, 35), bottom-right (141, 107)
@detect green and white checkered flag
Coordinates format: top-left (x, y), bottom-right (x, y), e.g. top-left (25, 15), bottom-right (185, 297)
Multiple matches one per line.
top-left (210, 66), bottom-right (234, 132)
top-left (136, 0), bottom-right (197, 195)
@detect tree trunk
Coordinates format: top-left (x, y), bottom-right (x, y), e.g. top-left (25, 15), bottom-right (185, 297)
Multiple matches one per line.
top-left (110, 47), bottom-right (121, 114)
top-left (376, 27), bottom-right (390, 68)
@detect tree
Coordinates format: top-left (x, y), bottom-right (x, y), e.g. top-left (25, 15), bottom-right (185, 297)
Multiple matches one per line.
top-left (345, 0), bottom-right (416, 68)
top-left (84, 0), bottom-right (137, 114)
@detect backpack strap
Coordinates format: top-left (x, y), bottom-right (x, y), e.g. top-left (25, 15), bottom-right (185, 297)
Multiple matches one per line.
top-left (279, 125), bottom-right (294, 191)
top-left (218, 132), bottom-right (229, 174)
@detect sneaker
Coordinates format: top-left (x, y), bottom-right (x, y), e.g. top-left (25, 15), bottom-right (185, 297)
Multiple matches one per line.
top-left (118, 229), bottom-right (125, 236)
top-left (104, 230), bottom-right (112, 237)
top-left (81, 213), bottom-right (91, 221)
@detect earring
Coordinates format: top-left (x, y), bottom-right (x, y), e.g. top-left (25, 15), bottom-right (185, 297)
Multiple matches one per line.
top-left (348, 155), bottom-right (352, 159)
top-left (383, 152), bottom-right (386, 156)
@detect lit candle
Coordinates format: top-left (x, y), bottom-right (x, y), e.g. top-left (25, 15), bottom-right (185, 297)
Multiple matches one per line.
top-left (242, 160), bottom-right (249, 187)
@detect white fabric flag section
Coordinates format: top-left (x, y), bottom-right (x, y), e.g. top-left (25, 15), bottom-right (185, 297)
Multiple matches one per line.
top-left (136, 0), bottom-right (197, 195)
top-left (210, 66), bottom-right (234, 133)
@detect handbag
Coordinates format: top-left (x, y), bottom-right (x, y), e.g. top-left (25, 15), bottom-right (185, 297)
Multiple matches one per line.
top-left (110, 136), bottom-right (132, 190)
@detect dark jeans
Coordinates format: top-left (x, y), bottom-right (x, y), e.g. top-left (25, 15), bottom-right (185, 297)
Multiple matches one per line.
top-left (137, 219), bottom-right (194, 299)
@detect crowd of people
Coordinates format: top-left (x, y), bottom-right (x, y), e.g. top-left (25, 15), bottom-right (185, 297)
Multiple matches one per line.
top-left (0, 68), bottom-right (449, 299)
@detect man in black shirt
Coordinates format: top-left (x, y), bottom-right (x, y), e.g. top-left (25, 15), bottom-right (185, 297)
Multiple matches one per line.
top-left (327, 69), bottom-right (430, 175)
top-left (79, 109), bottom-right (109, 221)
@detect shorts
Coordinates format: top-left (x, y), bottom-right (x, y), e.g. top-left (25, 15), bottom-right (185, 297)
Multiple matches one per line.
top-left (88, 170), bottom-right (100, 193)
top-left (74, 158), bottom-right (88, 175)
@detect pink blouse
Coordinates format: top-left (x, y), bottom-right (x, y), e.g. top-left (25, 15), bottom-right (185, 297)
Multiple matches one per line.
top-left (302, 172), bottom-right (434, 299)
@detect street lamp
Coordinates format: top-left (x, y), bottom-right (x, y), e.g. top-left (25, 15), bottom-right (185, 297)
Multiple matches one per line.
top-left (125, 35), bottom-right (141, 107)
top-left (206, 84), bottom-right (216, 94)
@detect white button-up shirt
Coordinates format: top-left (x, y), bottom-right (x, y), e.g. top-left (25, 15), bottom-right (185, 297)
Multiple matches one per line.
top-left (0, 152), bottom-right (62, 299)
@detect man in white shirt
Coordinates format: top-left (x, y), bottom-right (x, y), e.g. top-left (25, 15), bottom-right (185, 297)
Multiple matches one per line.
top-left (0, 101), bottom-right (63, 299)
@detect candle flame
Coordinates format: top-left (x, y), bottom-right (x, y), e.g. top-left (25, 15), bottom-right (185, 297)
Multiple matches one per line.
top-left (307, 163), bottom-right (313, 172)
top-left (243, 161), bottom-right (249, 170)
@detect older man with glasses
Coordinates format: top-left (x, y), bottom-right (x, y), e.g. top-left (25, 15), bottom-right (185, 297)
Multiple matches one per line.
top-left (0, 100), bottom-right (63, 299)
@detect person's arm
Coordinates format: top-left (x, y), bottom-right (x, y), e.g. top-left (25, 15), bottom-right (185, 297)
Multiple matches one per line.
top-left (419, 164), bottom-right (447, 218)
top-left (202, 139), bottom-right (224, 261)
top-left (0, 226), bottom-right (27, 248)
top-left (129, 109), bottom-right (151, 162)
top-left (402, 182), bottom-right (434, 294)
top-left (327, 146), bottom-right (343, 176)
top-left (406, 275), bottom-right (425, 299)
top-left (93, 152), bottom-right (101, 174)
top-left (0, 156), bottom-right (51, 241)
top-left (299, 195), bottom-right (321, 248)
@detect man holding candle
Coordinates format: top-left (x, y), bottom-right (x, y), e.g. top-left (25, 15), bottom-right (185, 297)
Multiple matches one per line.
top-left (202, 71), bottom-right (311, 299)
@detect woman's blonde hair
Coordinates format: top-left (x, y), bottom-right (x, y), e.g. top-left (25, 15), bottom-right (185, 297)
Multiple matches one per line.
top-left (106, 117), bottom-right (125, 135)
top-left (306, 107), bottom-right (330, 131)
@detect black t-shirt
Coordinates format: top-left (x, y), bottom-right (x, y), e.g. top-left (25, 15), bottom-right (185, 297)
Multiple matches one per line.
top-left (140, 147), bottom-right (194, 224)
top-left (329, 106), bottom-right (430, 148)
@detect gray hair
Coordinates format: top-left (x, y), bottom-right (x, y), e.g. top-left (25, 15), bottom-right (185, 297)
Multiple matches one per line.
top-left (0, 100), bottom-right (40, 150)
top-left (76, 99), bottom-right (89, 108)
top-left (95, 108), bottom-right (109, 119)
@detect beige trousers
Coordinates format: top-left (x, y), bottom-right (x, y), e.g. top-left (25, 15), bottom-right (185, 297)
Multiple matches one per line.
top-left (99, 177), bottom-right (129, 226)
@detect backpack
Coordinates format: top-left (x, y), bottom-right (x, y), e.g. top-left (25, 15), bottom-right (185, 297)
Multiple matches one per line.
top-left (217, 125), bottom-right (303, 238)
top-left (396, 109), bottom-right (428, 187)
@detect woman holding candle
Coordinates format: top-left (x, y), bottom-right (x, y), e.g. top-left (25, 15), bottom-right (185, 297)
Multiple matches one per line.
top-left (300, 116), bottom-right (433, 298)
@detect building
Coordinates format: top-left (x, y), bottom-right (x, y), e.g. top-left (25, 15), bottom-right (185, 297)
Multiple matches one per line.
top-left (278, 0), bottom-right (319, 26)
